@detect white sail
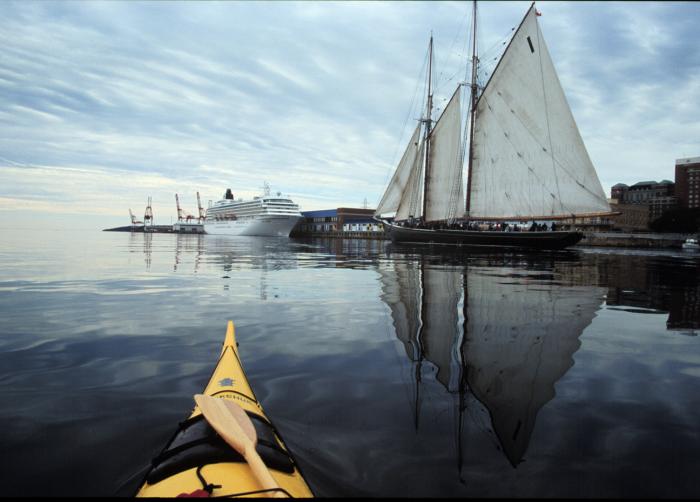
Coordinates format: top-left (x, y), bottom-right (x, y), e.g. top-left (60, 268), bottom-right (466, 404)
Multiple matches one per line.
top-left (469, 7), bottom-right (610, 219)
top-left (375, 123), bottom-right (422, 216)
top-left (425, 89), bottom-right (465, 222)
top-left (396, 139), bottom-right (425, 220)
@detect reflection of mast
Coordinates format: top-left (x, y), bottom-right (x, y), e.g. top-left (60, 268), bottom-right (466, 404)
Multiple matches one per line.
top-left (414, 261), bottom-right (426, 430)
top-left (456, 266), bottom-right (469, 480)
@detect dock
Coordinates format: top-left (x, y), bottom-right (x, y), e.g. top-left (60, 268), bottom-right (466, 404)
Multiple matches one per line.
top-left (579, 232), bottom-right (691, 249)
top-left (102, 224), bottom-right (203, 234)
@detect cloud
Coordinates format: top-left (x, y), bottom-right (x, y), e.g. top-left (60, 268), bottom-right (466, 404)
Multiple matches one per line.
top-left (1, 1), bottom-right (699, 228)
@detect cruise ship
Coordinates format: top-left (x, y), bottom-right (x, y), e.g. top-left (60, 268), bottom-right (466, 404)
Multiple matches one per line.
top-left (203, 185), bottom-right (303, 236)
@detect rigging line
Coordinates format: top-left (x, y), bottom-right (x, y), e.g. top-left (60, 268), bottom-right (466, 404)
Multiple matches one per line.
top-left (448, 2), bottom-right (478, 223)
top-left (435, 67), bottom-right (465, 96)
top-left (434, 7), bottom-right (470, 96)
top-left (536, 18), bottom-right (565, 214)
top-left (479, 34), bottom-right (513, 62)
top-left (379, 46), bottom-right (431, 207)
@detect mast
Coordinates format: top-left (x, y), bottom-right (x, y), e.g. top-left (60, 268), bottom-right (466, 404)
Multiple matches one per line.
top-left (421, 35), bottom-right (434, 221)
top-left (465, 0), bottom-right (478, 216)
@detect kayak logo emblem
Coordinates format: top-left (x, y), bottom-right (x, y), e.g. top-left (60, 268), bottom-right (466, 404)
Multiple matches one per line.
top-left (218, 377), bottom-right (236, 387)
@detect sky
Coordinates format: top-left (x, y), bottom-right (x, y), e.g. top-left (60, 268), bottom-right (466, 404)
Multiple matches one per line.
top-left (1, 0), bottom-right (699, 230)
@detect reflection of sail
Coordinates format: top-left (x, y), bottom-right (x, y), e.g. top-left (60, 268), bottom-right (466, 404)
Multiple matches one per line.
top-left (421, 266), bottom-right (462, 392)
top-left (379, 261), bottom-right (423, 362)
top-left (379, 261), bottom-right (463, 379)
top-left (463, 271), bottom-right (604, 466)
top-left (379, 259), bottom-right (464, 430)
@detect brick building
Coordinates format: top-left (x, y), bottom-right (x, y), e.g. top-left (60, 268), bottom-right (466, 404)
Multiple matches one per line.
top-left (610, 179), bottom-right (676, 223)
top-left (608, 201), bottom-right (651, 232)
top-left (675, 156), bottom-right (700, 209)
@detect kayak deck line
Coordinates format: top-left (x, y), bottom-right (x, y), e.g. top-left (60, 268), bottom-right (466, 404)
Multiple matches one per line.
top-left (136, 321), bottom-right (314, 498)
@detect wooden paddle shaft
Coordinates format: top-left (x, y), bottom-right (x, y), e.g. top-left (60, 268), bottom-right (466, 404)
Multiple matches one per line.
top-left (243, 443), bottom-right (282, 495)
top-left (195, 394), bottom-right (286, 497)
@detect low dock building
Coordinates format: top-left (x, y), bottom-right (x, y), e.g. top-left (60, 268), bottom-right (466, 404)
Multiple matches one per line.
top-left (291, 208), bottom-right (384, 238)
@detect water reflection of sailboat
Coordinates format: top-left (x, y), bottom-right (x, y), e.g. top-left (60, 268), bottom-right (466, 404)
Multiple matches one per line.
top-left (380, 260), bottom-right (464, 427)
top-left (379, 256), bottom-right (604, 469)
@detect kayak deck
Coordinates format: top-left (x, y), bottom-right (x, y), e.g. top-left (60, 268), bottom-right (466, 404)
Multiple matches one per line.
top-left (136, 321), bottom-right (313, 498)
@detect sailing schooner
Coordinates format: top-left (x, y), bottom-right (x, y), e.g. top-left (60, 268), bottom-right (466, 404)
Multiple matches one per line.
top-left (374, 2), bottom-right (612, 250)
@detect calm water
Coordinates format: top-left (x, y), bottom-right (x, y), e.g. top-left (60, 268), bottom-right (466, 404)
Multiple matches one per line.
top-left (0, 230), bottom-right (699, 497)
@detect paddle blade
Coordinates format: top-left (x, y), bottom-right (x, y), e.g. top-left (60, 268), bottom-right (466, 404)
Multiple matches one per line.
top-left (194, 394), bottom-right (256, 452)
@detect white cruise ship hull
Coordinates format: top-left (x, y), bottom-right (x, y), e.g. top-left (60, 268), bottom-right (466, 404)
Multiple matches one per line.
top-left (204, 215), bottom-right (302, 237)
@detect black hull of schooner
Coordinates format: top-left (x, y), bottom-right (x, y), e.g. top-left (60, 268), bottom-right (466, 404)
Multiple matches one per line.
top-left (383, 222), bottom-right (583, 250)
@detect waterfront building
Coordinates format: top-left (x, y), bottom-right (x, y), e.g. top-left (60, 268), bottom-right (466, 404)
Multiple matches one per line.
top-left (608, 200), bottom-right (650, 232)
top-left (293, 208), bottom-right (384, 237)
top-left (172, 221), bottom-right (205, 233)
top-left (627, 180), bottom-right (674, 204)
top-left (610, 180), bottom-right (674, 203)
top-left (675, 156), bottom-right (700, 209)
top-left (650, 194), bottom-right (679, 221)
top-left (342, 218), bottom-right (382, 233)
top-left (296, 209), bottom-right (339, 233)
top-left (609, 179), bottom-right (677, 225)
top-left (611, 183), bottom-right (628, 202)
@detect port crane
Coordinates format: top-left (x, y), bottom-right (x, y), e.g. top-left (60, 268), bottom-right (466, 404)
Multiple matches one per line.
top-left (197, 192), bottom-right (206, 223)
top-left (144, 196), bottom-right (154, 228)
top-left (175, 193), bottom-right (197, 222)
top-left (129, 208), bottom-right (144, 226)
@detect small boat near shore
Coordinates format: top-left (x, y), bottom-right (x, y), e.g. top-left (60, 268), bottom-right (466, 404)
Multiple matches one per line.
top-left (682, 238), bottom-right (700, 251)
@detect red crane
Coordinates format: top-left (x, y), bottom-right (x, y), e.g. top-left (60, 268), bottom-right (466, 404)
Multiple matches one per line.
top-left (144, 196), bottom-right (153, 227)
top-left (197, 191), bottom-right (206, 222)
top-left (175, 193), bottom-right (196, 222)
